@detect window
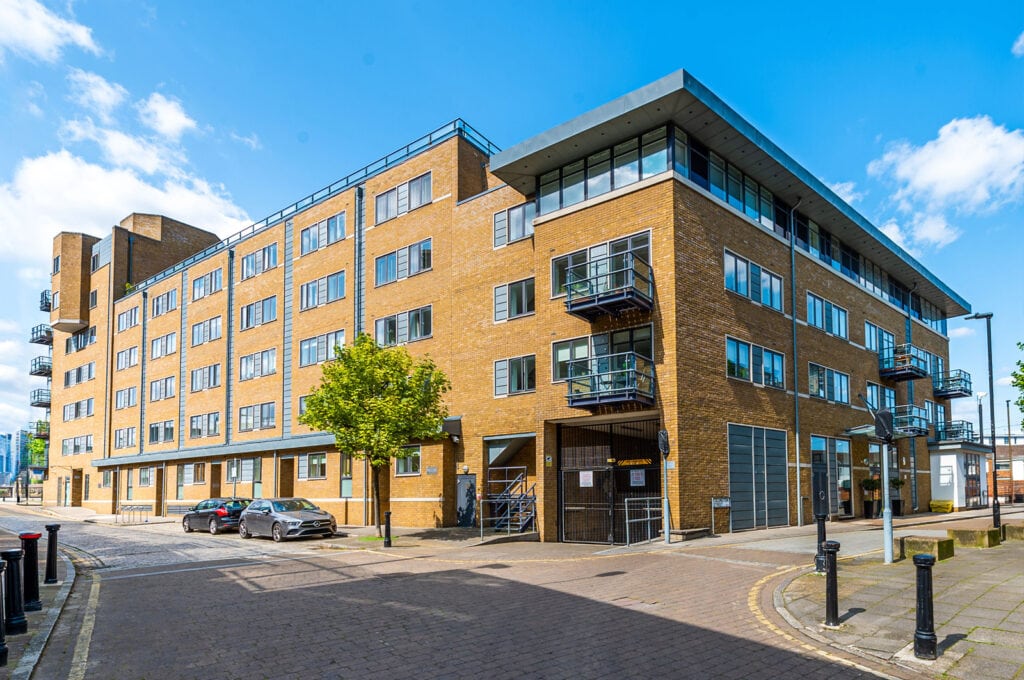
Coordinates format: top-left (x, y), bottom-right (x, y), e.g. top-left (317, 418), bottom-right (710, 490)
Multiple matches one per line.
top-left (375, 239), bottom-right (431, 286)
top-left (191, 316), bottom-right (222, 345)
top-left (493, 202), bottom-right (536, 247)
top-left (726, 338), bottom-right (751, 380)
top-left (375, 173), bottom-right (431, 224)
top-left (809, 363), bottom-right (850, 404)
top-left (724, 250), bottom-right (749, 297)
top-left (191, 269), bottom-right (223, 301)
top-left (494, 278), bottom-right (535, 321)
top-left (114, 427), bottom-right (136, 449)
top-left (139, 467), bottom-right (153, 486)
top-left (151, 289), bottom-right (177, 317)
top-left (864, 321), bottom-right (895, 353)
top-left (116, 307), bottom-right (139, 332)
top-left (194, 463), bottom-right (206, 483)
top-left (149, 376), bottom-right (175, 402)
top-left (806, 293), bottom-right (848, 339)
top-left (52, 291), bottom-right (59, 309)
top-left (241, 242), bottom-right (279, 278)
top-left (726, 338), bottom-right (785, 389)
top-left (61, 435), bottom-right (93, 455)
top-left (239, 348), bottom-right (277, 381)
top-left (553, 337), bottom-right (590, 381)
top-left (101, 469), bottom-right (111, 487)
top-left (64, 362), bottom-right (95, 387)
top-left (298, 395), bottom-right (308, 416)
top-left (374, 306), bottom-right (431, 346)
top-left (238, 402), bottom-right (275, 432)
top-left (495, 355), bottom-right (536, 396)
top-left (298, 330), bottom-right (345, 367)
top-left (226, 458), bottom-right (259, 483)
top-left (552, 231), bottom-right (650, 297)
top-left (52, 255), bottom-right (60, 274)
top-left (396, 446), bottom-right (421, 476)
top-left (298, 453), bottom-right (327, 480)
top-left (150, 332), bottom-right (177, 359)
top-left (189, 412), bottom-right (220, 438)
top-left (300, 271), bottom-right (346, 310)
top-left (115, 387), bottom-right (137, 409)
top-left (299, 214), bottom-right (345, 257)
top-left (148, 420), bottom-right (174, 444)
top-left (89, 290), bottom-right (97, 308)
top-left (66, 326), bottom-right (96, 354)
top-left (115, 346), bottom-right (139, 370)
top-left (190, 364), bottom-right (221, 392)
top-left (62, 398), bottom-right (94, 421)
top-left (239, 297), bottom-right (277, 330)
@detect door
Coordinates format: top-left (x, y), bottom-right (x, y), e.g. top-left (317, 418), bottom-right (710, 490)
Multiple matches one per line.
top-left (154, 468), bottom-right (164, 516)
top-left (278, 458), bottom-right (294, 497)
top-left (728, 425), bottom-right (789, 530)
top-left (562, 467), bottom-right (614, 543)
top-left (62, 477), bottom-right (70, 507)
top-left (110, 471), bottom-right (120, 513)
top-left (456, 474), bottom-right (476, 527)
top-left (71, 469), bottom-right (83, 507)
top-left (210, 463), bottom-right (222, 497)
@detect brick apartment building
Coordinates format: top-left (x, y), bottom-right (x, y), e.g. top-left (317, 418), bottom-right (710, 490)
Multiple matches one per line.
top-left (34, 70), bottom-right (980, 542)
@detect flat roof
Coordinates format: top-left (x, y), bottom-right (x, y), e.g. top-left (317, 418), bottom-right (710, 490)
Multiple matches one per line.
top-left (491, 70), bottom-right (969, 318)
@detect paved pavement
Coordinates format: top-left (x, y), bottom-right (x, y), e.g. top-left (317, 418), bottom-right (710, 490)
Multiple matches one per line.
top-left (0, 502), bottom-right (1019, 678)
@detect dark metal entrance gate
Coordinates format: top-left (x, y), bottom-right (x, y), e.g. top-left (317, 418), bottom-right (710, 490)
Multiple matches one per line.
top-left (558, 419), bottom-right (661, 544)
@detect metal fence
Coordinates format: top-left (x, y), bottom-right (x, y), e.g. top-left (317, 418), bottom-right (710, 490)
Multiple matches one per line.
top-left (624, 496), bottom-right (663, 546)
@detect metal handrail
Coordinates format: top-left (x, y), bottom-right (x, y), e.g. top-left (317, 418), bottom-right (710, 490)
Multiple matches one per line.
top-left (39, 290), bottom-right (51, 312)
top-left (567, 352), bottom-right (655, 401)
top-left (565, 252), bottom-right (653, 303)
top-left (933, 369), bottom-right (972, 394)
top-left (893, 404), bottom-right (928, 434)
top-left (879, 343), bottom-right (929, 372)
top-left (933, 420), bottom-right (974, 442)
top-left (624, 497), bottom-right (663, 546)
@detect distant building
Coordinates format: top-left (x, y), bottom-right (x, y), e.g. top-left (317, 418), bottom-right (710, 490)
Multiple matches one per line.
top-left (0, 433), bottom-right (11, 485)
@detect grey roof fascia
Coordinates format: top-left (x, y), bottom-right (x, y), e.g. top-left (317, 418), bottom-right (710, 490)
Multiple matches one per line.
top-left (91, 433), bottom-right (337, 468)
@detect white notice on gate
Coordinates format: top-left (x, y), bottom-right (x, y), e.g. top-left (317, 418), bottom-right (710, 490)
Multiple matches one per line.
top-left (579, 470), bottom-right (594, 487)
top-left (630, 469), bottom-right (645, 487)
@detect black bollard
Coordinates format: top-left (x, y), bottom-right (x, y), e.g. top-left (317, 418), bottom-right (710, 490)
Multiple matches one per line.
top-left (913, 553), bottom-right (938, 660)
top-left (814, 513), bottom-right (827, 573)
top-left (823, 540), bottom-right (841, 627)
top-left (19, 532), bottom-right (42, 612)
top-left (0, 560), bottom-right (7, 666)
top-left (44, 524), bottom-right (60, 585)
top-left (1, 550), bottom-right (26, 635)
top-left (383, 511), bottom-right (392, 548)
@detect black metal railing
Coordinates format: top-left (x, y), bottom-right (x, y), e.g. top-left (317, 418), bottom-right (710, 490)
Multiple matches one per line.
top-left (29, 356), bottom-right (52, 376)
top-left (29, 389), bottom-right (51, 407)
top-left (29, 324), bottom-right (52, 345)
top-left (932, 420), bottom-right (974, 443)
top-left (565, 252), bottom-right (654, 320)
top-left (39, 290), bottom-right (51, 312)
top-left (893, 404), bottom-right (928, 436)
top-left (567, 352), bottom-right (655, 407)
top-left (932, 369), bottom-right (972, 398)
top-left (32, 420), bottom-right (49, 439)
top-left (879, 343), bottom-right (929, 381)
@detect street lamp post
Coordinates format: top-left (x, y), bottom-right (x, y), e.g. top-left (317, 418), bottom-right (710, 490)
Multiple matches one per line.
top-left (966, 312), bottom-right (999, 528)
top-left (1008, 400), bottom-right (1015, 506)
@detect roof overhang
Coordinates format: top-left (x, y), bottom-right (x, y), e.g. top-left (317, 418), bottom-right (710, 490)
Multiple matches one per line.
top-left (926, 441), bottom-right (993, 455)
top-left (490, 69), bottom-right (969, 318)
top-left (844, 425), bottom-right (917, 441)
top-left (92, 433), bottom-right (336, 468)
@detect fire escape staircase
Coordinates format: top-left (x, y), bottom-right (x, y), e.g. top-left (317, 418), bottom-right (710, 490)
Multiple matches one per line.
top-left (486, 467), bottom-right (536, 533)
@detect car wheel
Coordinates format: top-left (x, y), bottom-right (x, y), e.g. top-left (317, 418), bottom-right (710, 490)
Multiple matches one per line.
top-left (183, 517), bottom-right (193, 533)
top-left (209, 518), bottom-right (219, 535)
top-left (238, 521), bottom-right (250, 539)
top-left (271, 523), bottom-right (284, 542)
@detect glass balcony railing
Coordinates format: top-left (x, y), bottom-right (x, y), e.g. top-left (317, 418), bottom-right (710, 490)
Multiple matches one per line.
top-left (29, 388), bottom-right (51, 407)
top-left (40, 290), bottom-right (51, 312)
top-left (932, 369), bottom-right (972, 399)
top-left (878, 343), bottom-right (929, 381)
top-left (566, 351), bottom-right (655, 408)
top-left (932, 420), bottom-right (974, 443)
top-left (33, 420), bottom-right (49, 439)
top-left (565, 253), bottom-right (653, 321)
top-left (29, 324), bottom-right (53, 345)
top-left (893, 404), bottom-right (928, 437)
top-left (29, 356), bottom-right (52, 376)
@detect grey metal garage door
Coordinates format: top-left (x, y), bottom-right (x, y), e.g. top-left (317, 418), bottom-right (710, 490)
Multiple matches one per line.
top-left (728, 424), bottom-right (789, 530)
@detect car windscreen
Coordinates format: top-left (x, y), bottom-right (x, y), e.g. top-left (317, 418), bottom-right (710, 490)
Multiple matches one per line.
top-left (272, 499), bottom-right (317, 512)
top-left (224, 500), bottom-right (250, 510)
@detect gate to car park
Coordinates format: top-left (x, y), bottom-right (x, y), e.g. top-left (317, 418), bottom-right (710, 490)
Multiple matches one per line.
top-left (559, 419), bottom-right (661, 544)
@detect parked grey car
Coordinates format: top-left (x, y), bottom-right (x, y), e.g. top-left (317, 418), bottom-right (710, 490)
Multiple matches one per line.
top-left (238, 498), bottom-right (337, 542)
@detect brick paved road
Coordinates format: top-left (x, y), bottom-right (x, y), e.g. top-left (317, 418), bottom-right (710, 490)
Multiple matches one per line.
top-left (15, 516), bottom-right (927, 680)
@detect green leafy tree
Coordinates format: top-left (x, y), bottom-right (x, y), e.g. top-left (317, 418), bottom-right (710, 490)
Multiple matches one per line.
top-left (28, 437), bottom-right (47, 467)
top-left (1013, 342), bottom-right (1024, 430)
top-left (299, 333), bottom-right (450, 536)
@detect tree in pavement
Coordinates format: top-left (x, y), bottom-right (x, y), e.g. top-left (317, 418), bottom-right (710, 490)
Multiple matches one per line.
top-left (298, 332), bottom-right (450, 536)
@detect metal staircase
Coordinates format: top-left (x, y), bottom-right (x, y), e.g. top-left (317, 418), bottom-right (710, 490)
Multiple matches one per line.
top-left (485, 467), bottom-right (536, 533)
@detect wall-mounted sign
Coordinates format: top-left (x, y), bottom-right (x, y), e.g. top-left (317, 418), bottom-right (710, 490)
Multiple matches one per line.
top-left (711, 496), bottom-right (732, 508)
top-left (630, 469), bottom-right (646, 487)
top-left (426, 466), bottom-right (438, 476)
top-left (580, 470), bottom-right (594, 488)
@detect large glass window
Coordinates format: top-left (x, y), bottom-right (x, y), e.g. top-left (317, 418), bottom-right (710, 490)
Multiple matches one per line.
top-left (726, 338), bottom-right (750, 380)
top-left (495, 355), bottom-right (536, 396)
top-left (495, 278), bottom-right (535, 322)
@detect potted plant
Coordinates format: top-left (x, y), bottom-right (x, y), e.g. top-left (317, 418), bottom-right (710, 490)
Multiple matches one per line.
top-left (860, 477), bottom-right (881, 518)
top-left (890, 478), bottom-right (906, 516)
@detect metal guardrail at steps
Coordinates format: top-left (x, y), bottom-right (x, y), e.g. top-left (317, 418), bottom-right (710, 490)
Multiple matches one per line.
top-left (624, 496), bottom-right (663, 546)
top-left (116, 504), bottom-right (152, 525)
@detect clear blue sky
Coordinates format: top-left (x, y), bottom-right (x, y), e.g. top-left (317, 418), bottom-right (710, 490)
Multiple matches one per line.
top-left (1, 0), bottom-right (1022, 436)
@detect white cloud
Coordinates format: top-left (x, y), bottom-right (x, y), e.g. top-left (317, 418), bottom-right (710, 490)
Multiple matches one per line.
top-left (230, 132), bottom-right (262, 151)
top-left (1013, 30), bottom-right (1024, 57)
top-left (947, 327), bottom-right (976, 339)
top-left (137, 93), bottom-right (197, 140)
top-left (67, 69), bottom-right (128, 123)
top-left (909, 212), bottom-right (960, 249)
top-left (25, 80), bottom-right (45, 117)
top-left (0, 320), bottom-right (19, 335)
top-left (61, 118), bottom-right (183, 176)
top-left (868, 116), bottom-right (1024, 214)
top-left (997, 376), bottom-right (1013, 387)
top-left (878, 219), bottom-right (918, 256)
top-left (0, 150), bottom-right (251, 269)
top-left (828, 180), bottom-right (864, 204)
top-left (0, 0), bottom-right (100, 64)
top-left (15, 267), bottom-right (46, 285)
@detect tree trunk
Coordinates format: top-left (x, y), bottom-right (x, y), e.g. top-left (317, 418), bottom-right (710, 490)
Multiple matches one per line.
top-left (372, 464), bottom-right (382, 537)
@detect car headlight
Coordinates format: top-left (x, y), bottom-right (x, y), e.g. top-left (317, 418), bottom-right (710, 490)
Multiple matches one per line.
top-left (287, 520), bottom-right (301, 527)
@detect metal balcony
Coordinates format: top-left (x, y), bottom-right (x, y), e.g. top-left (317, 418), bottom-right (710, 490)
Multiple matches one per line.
top-left (32, 420), bottom-right (49, 439)
top-left (29, 356), bottom-right (52, 376)
top-left (40, 290), bottom-right (51, 312)
top-left (932, 420), bottom-right (974, 443)
top-left (564, 253), bottom-right (653, 321)
top-left (29, 388), bottom-right (51, 408)
top-left (566, 351), bottom-right (655, 408)
top-left (29, 324), bottom-right (53, 345)
top-left (932, 369), bottom-right (972, 399)
top-left (893, 404), bottom-right (928, 437)
top-left (878, 343), bottom-right (929, 382)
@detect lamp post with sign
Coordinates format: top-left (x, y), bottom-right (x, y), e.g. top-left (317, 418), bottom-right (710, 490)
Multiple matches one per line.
top-left (658, 430), bottom-right (670, 545)
top-left (875, 408), bottom-right (895, 564)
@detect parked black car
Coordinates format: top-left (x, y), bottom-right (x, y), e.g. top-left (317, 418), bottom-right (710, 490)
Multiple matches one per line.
top-left (238, 498), bottom-right (336, 541)
top-left (182, 498), bottom-right (252, 534)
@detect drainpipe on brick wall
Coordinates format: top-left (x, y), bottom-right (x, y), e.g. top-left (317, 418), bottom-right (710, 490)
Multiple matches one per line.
top-left (788, 197), bottom-right (804, 525)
